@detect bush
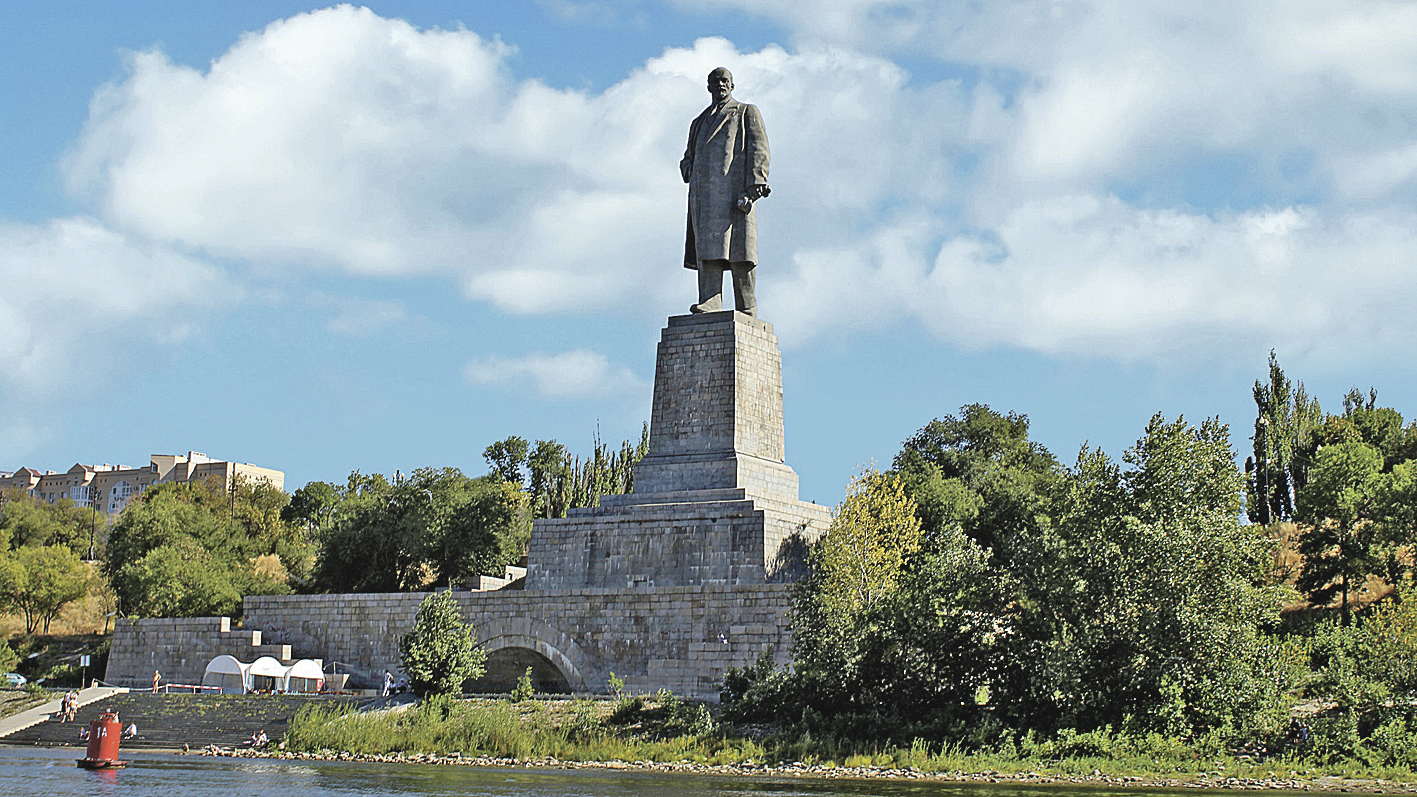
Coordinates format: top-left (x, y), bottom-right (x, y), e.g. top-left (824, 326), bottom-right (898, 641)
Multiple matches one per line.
top-left (0, 640), bottom-right (17, 673)
top-left (511, 667), bottom-right (534, 702)
top-left (720, 649), bottom-right (793, 723)
top-left (398, 591), bottom-right (487, 696)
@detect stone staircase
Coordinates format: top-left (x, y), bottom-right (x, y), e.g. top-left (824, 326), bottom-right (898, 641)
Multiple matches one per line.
top-left (0, 692), bottom-right (362, 750)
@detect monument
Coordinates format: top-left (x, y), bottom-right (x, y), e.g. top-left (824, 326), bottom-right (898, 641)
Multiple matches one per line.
top-left (527, 67), bottom-right (825, 590)
top-left (682, 66), bottom-right (770, 317)
top-left (104, 69), bottom-right (827, 699)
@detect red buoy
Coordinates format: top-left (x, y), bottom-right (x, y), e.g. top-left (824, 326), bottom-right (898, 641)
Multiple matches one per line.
top-left (76, 710), bottom-right (128, 769)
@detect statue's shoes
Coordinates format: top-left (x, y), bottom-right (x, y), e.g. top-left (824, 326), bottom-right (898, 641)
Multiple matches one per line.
top-left (690, 300), bottom-right (722, 313)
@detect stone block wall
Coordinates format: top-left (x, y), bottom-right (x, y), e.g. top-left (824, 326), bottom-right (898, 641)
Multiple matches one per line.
top-left (526, 311), bottom-right (830, 592)
top-left (237, 585), bottom-right (793, 698)
top-left (635, 311), bottom-right (791, 499)
top-left (105, 616), bottom-right (293, 688)
top-left (527, 491), bottom-right (828, 590)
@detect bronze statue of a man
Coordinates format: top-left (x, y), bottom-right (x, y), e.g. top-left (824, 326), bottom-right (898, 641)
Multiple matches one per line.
top-left (681, 67), bottom-right (770, 316)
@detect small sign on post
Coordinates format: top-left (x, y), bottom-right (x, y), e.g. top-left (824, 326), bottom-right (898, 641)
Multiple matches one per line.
top-left (80, 655), bottom-right (91, 688)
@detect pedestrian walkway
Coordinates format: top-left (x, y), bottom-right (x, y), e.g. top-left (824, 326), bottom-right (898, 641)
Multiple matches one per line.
top-left (0, 692), bottom-right (362, 750)
top-left (0, 686), bottom-right (128, 739)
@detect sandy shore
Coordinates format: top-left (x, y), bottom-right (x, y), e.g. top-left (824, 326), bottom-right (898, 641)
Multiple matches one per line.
top-left (203, 747), bottom-right (1417, 792)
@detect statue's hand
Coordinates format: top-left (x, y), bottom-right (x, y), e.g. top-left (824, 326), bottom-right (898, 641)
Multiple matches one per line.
top-left (736, 195), bottom-right (754, 213)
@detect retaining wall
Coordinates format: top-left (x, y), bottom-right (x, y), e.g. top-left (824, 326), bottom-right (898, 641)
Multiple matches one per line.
top-left (106, 585), bottom-right (794, 699)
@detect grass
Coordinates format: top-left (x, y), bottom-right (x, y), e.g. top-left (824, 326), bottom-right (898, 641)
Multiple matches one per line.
top-left (281, 694), bottom-right (1417, 786)
top-left (286, 694), bottom-right (765, 764)
top-left (0, 688), bottom-right (50, 720)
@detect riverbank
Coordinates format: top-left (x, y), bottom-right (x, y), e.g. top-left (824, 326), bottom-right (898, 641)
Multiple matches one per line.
top-left (208, 746), bottom-right (1417, 792)
top-left (271, 694), bottom-right (1417, 792)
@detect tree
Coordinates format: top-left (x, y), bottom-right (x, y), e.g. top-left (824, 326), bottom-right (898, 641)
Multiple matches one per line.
top-left (1357, 585), bottom-right (1417, 697)
top-left (1035, 415), bottom-right (1290, 735)
top-left (781, 411), bottom-right (1294, 740)
top-left (893, 404), bottom-right (1061, 554)
top-left (0, 492), bottom-right (81, 550)
top-left (311, 468), bottom-right (527, 593)
top-left (527, 440), bottom-right (570, 519)
top-left (791, 469), bottom-right (922, 715)
top-left (103, 479), bottom-right (303, 617)
top-left (811, 469), bottom-right (922, 621)
top-left (1246, 351), bottom-right (1323, 524)
top-left (399, 591), bottom-right (486, 696)
top-left (1296, 441), bottom-right (1388, 624)
top-left (484, 436), bottom-right (530, 487)
top-left (281, 481), bottom-right (340, 535)
top-left (0, 545), bottom-right (90, 633)
top-left (115, 540), bottom-right (245, 619)
top-left (429, 480), bottom-right (529, 586)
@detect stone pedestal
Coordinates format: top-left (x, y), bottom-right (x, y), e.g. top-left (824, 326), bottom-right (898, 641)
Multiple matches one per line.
top-left (526, 311), bottom-right (829, 590)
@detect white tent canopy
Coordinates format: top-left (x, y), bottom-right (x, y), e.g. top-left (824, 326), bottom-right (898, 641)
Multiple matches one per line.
top-left (284, 659), bottom-right (325, 693)
top-left (249, 656), bottom-right (287, 692)
top-left (201, 655), bottom-right (251, 694)
top-left (203, 655), bottom-right (329, 694)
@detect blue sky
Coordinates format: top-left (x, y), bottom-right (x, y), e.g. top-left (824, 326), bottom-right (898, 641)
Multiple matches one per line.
top-left (5, 1), bottom-right (1417, 506)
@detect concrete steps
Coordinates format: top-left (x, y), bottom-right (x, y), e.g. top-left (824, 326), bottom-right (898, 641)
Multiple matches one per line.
top-left (0, 686), bottom-right (127, 739)
top-left (0, 692), bottom-right (362, 750)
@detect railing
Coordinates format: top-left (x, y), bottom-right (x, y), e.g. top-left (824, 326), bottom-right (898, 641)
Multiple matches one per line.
top-left (157, 683), bottom-right (222, 694)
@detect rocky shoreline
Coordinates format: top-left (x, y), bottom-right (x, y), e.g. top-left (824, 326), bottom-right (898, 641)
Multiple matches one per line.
top-left (205, 747), bottom-right (1417, 792)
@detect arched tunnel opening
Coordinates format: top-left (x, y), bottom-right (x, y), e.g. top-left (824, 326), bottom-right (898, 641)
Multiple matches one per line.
top-left (465, 646), bottom-right (572, 694)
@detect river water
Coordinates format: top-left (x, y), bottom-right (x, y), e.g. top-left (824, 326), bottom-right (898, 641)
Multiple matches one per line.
top-left (1, 746), bottom-right (1202, 796)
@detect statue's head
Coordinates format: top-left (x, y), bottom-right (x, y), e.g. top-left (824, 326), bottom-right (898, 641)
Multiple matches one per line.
top-left (707, 67), bottom-right (734, 103)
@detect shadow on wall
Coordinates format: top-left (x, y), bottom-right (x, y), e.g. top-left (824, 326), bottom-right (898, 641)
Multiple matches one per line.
top-left (769, 524), bottom-right (812, 583)
top-left (466, 647), bottom-right (572, 694)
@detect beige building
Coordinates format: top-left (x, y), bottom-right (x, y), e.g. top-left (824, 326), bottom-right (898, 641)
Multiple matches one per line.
top-left (0, 452), bottom-right (285, 514)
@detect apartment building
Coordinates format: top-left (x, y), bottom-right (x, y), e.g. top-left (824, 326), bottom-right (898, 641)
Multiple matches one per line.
top-left (0, 452), bottom-right (285, 514)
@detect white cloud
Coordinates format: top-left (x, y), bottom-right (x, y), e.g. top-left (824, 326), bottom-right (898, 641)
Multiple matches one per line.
top-left (0, 216), bottom-right (226, 392)
top-left (310, 293), bottom-right (408, 336)
top-left (62, 7), bottom-right (966, 320)
top-left (465, 349), bottom-right (643, 398)
top-left (53, 3), bottom-right (1417, 365)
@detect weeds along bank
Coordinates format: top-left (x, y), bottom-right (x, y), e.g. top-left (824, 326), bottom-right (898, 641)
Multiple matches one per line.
top-left (280, 694), bottom-right (1417, 787)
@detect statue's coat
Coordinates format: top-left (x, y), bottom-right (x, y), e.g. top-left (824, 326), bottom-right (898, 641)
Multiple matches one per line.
top-left (681, 98), bottom-right (770, 268)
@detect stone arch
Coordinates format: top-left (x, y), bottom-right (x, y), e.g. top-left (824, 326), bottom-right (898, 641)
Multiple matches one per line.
top-left (472, 617), bottom-right (592, 693)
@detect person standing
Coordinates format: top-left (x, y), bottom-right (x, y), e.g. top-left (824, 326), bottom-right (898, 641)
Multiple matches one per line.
top-left (681, 66), bottom-right (770, 316)
top-left (152, 669), bottom-right (162, 693)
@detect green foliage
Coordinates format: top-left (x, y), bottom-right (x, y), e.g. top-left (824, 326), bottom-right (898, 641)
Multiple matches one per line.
top-left (790, 470), bottom-right (923, 718)
top-left (103, 478), bottom-right (304, 617)
top-left (0, 489), bottom-right (105, 555)
top-left (484, 436), bottom-right (530, 487)
top-left (1296, 442), bottom-right (1388, 621)
top-left (719, 650), bottom-right (792, 723)
top-left (281, 481), bottom-right (340, 535)
top-left (307, 426), bottom-right (649, 593)
top-left (894, 404), bottom-right (1061, 553)
top-left (286, 694), bottom-right (733, 762)
top-left (813, 469), bottom-right (921, 621)
top-left (0, 638), bottom-right (19, 672)
top-left (1034, 415), bottom-right (1290, 736)
top-left (607, 671), bottom-right (624, 696)
top-left (398, 591), bottom-right (486, 697)
top-left (115, 540), bottom-right (245, 618)
top-left (511, 667), bottom-right (535, 702)
top-left (526, 426), bottom-right (650, 520)
top-left (0, 545), bottom-right (89, 633)
top-left (1356, 587), bottom-right (1417, 695)
top-left (771, 408), bottom-right (1295, 746)
top-left (311, 468), bottom-right (527, 593)
top-left (1246, 351), bottom-right (1324, 524)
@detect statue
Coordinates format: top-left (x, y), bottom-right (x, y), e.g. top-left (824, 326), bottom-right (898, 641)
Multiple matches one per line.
top-left (681, 67), bottom-right (770, 316)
